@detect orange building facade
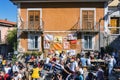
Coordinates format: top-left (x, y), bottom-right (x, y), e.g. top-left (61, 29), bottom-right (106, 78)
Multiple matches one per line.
top-left (11, 0), bottom-right (111, 55)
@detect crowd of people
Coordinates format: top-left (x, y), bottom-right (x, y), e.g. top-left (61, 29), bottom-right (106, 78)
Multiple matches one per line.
top-left (0, 48), bottom-right (119, 80)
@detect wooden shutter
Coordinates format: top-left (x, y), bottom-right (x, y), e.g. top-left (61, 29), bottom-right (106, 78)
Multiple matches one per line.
top-left (82, 10), bottom-right (94, 30)
top-left (88, 10), bottom-right (94, 30)
top-left (34, 11), bottom-right (40, 30)
top-left (28, 10), bottom-right (40, 30)
top-left (28, 11), bottom-right (34, 30)
top-left (110, 19), bottom-right (117, 34)
top-left (82, 11), bottom-right (88, 30)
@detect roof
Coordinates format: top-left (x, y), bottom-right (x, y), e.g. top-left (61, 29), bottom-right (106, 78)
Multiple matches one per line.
top-left (108, 0), bottom-right (119, 6)
top-left (0, 19), bottom-right (16, 27)
top-left (11, 0), bottom-right (112, 3)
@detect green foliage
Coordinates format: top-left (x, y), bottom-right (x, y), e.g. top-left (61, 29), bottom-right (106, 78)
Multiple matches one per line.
top-left (12, 54), bottom-right (17, 63)
top-left (23, 51), bottom-right (42, 57)
top-left (6, 28), bottom-right (17, 51)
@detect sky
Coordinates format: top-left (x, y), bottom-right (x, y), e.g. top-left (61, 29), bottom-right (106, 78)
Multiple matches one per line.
top-left (0, 0), bottom-right (17, 22)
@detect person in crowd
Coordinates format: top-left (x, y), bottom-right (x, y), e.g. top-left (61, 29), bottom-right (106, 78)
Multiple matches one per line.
top-left (100, 47), bottom-right (105, 59)
top-left (80, 55), bottom-right (87, 67)
top-left (44, 54), bottom-right (52, 71)
top-left (76, 65), bottom-right (84, 79)
top-left (0, 55), bottom-right (3, 64)
top-left (12, 71), bottom-right (22, 80)
top-left (90, 52), bottom-right (95, 60)
top-left (85, 72), bottom-right (94, 80)
top-left (107, 55), bottom-right (114, 76)
top-left (66, 52), bottom-right (71, 64)
top-left (59, 51), bottom-right (66, 61)
top-left (31, 63), bottom-right (41, 80)
top-left (96, 66), bottom-right (104, 80)
top-left (0, 71), bottom-right (4, 80)
top-left (75, 71), bottom-right (84, 80)
top-left (25, 55), bottom-right (31, 63)
top-left (94, 51), bottom-right (99, 59)
top-left (69, 57), bottom-right (78, 73)
top-left (0, 71), bottom-right (11, 80)
top-left (4, 64), bottom-right (11, 74)
top-left (62, 62), bottom-right (73, 79)
top-left (12, 62), bottom-right (20, 73)
top-left (86, 56), bottom-right (91, 67)
top-left (2, 58), bottom-right (6, 67)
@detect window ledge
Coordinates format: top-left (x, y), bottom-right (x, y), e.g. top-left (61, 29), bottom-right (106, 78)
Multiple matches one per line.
top-left (83, 49), bottom-right (94, 51)
top-left (28, 48), bottom-right (39, 51)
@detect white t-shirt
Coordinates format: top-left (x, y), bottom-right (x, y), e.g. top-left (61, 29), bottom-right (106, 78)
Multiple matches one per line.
top-left (45, 57), bottom-right (50, 64)
top-left (4, 67), bottom-right (11, 74)
top-left (14, 73), bottom-right (22, 80)
top-left (70, 61), bottom-right (78, 72)
top-left (12, 65), bottom-right (19, 72)
top-left (79, 68), bottom-right (84, 74)
top-left (87, 58), bottom-right (91, 66)
top-left (108, 58), bottom-right (114, 67)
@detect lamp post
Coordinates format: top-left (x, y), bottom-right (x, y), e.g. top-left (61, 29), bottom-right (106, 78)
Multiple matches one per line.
top-left (98, 18), bottom-right (103, 51)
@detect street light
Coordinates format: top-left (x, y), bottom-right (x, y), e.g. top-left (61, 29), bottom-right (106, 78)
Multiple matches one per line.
top-left (98, 18), bottom-right (103, 51)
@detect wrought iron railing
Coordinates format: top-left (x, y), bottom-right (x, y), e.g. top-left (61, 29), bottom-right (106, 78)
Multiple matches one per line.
top-left (71, 18), bottom-right (99, 32)
top-left (18, 20), bottom-right (43, 31)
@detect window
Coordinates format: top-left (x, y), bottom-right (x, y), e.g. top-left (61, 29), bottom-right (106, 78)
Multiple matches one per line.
top-left (109, 17), bottom-right (120, 34)
top-left (82, 10), bottom-right (94, 30)
top-left (84, 35), bottom-right (93, 49)
top-left (28, 34), bottom-right (40, 50)
top-left (28, 10), bottom-right (40, 30)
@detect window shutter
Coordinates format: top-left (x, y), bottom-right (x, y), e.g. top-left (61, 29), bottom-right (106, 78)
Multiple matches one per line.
top-left (82, 11), bottom-right (88, 30)
top-left (34, 11), bottom-right (40, 30)
top-left (82, 10), bottom-right (94, 30)
top-left (88, 10), bottom-right (94, 30)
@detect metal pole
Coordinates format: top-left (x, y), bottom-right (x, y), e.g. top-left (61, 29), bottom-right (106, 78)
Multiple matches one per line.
top-left (99, 18), bottom-right (102, 51)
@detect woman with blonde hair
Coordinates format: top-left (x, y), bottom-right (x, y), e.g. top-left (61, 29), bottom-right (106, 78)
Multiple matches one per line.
top-left (31, 63), bottom-right (41, 80)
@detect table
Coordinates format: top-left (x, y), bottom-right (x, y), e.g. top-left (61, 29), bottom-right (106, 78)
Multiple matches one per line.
top-left (91, 59), bottom-right (105, 66)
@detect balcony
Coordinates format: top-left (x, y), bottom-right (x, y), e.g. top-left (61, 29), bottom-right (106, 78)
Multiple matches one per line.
top-left (18, 21), bottom-right (43, 32)
top-left (72, 22), bottom-right (99, 33)
top-left (108, 27), bottom-right (120, 35)
top-left (79, 25), bottom-right (99, 32)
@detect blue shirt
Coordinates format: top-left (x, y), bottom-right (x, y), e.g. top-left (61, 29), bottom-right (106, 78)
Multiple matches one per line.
top-left (76, 75), bottom-right (83, 80)
top-left (79, 75), bottom-right (84, 80)
top-left (80, 57), bottom-right (87, 66)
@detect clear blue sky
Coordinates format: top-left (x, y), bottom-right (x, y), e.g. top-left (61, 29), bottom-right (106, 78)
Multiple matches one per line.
top-left (0, 0), bottom-right (17, 22)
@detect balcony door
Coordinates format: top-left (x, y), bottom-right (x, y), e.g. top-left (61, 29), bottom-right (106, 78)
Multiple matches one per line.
top-left (82, 10), bottom-right (94, 30)
top-left (28, 10), bottom-right (40, 30)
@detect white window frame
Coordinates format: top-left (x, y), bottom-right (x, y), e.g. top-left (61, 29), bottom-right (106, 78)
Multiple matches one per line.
top-left (28, 33), bottom-right (41, 51)
top-left (82, 34), bottom-right (95, 50)
top-left (27, 8), bottom-right (42, 29)
top-left (80, 8), bottom-right (96, 29)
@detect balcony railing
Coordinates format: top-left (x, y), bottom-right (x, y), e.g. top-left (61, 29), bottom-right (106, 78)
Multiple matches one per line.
top-left (70, 18), bottom-right (99, 32)
top-left (108, 27), bottom-right (120, 34)
top-left (18, 21), bottom-right (43, 32)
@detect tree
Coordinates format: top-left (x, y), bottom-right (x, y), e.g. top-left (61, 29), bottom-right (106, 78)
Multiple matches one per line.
top-left (6, 28), bottom-right (17, 52)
